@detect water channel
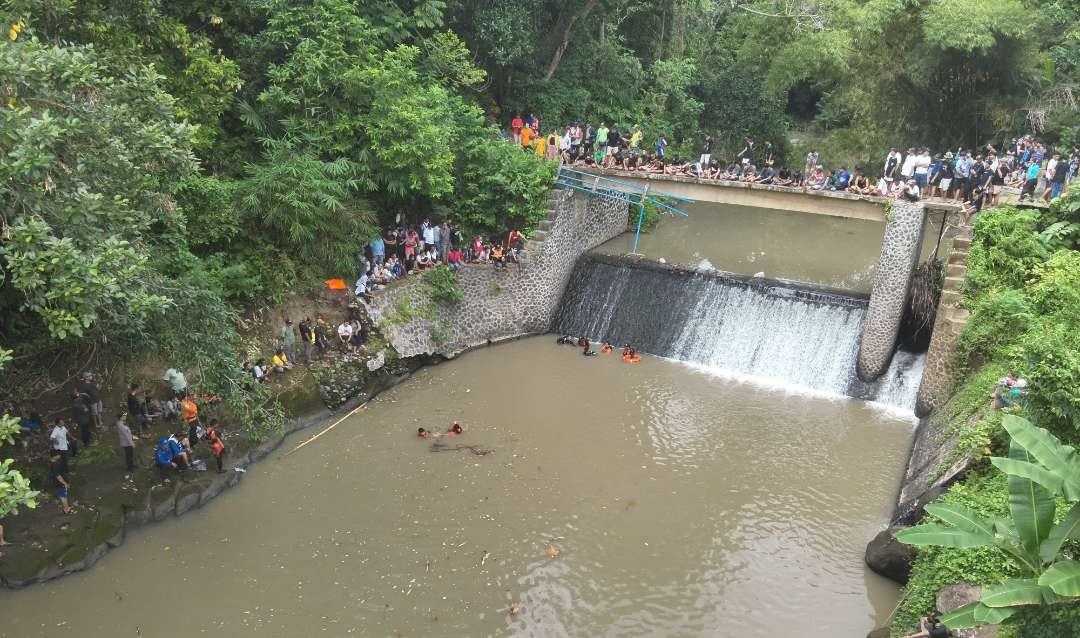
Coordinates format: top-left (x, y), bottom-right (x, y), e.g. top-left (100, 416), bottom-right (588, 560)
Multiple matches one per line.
top-left (0, 337), bottom-right (914, 637)
top-left (594, 202), bottom-right (951, 294)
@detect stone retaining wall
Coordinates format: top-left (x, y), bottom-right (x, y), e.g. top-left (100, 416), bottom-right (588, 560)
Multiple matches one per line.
top-left (914, 228), bottom-right (973, 416)
top-left (857, 200), bottom-right (926, 381)
top-left (370, 189), bottom-right (630, 358)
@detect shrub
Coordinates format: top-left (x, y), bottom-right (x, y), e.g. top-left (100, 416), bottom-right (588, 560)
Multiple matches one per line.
top-left (1019, 321), bottom-right (1080, 434)
top-left (965, 208), bottom-right (1047, 295)
top-left (955, 289), bottom-right (1030, 365)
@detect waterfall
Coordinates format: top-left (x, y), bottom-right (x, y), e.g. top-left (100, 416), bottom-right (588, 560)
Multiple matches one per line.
top-left (553, 255), bottom-right (924, 410)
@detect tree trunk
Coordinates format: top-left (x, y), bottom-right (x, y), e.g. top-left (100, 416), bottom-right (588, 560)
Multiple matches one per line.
top-left (542, 0), bottom-right (600, 82)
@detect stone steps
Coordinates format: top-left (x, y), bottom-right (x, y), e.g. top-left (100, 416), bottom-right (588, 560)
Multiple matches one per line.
top-left (939, 289), bottom-right (962, 308)
top-left (538, 220), bottom-right (553, 231)
top-left (946, 263), bottom-right (967, 278)
top-left (530, 230), bottom-right (549, 242)
top-left (948, 250), bottom-right (969, 265)
top-left (943, 276), bottom-right (965, 290)
top-left (952, 237), bottom-right (972, 250)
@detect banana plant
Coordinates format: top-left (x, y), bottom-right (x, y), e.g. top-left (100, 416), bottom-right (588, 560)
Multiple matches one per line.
top-left (896, 415), bottom-right (1080, 629)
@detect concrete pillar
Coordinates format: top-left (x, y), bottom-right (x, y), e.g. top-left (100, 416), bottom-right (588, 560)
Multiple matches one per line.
top-left (857, 200), bottom-right (926, 381)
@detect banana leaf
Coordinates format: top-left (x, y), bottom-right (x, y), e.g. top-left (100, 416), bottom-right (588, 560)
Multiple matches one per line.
top-left (895, 523), bottom-right (996, 549)
top-left (980, 578), bottom-right (1047, 607)
top-left (1008, 440), bottom-right (1056, 554)
top-left (1039, 560), bottom-right (1080, 597)
top-left (925, 503), bottom-right (996, 536)
top-left (1039, 503), bottom-right (1080, 564)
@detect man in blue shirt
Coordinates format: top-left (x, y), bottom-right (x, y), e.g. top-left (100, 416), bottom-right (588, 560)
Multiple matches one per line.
top-left (1020, 161), bottom-right (1041, 200)
top-left (370, 235), bottom-right (385, 266)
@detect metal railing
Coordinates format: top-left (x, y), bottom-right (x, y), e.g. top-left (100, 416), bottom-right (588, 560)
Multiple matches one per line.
top-left (554, 165), bottom-right (693, 254)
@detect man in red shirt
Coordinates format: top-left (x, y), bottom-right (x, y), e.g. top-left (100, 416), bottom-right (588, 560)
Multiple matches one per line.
top-left (511, 114), bottom-right (524, 145)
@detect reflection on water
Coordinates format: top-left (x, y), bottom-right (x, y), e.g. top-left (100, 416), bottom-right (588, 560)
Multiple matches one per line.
top-left (0, 337), bottom-right (913, 637)
top-left (596, 202), bottom-right (949, 294)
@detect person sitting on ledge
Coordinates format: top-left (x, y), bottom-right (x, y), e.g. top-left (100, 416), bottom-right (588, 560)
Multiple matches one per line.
top-left (773, 166), bottom-right (793, 187)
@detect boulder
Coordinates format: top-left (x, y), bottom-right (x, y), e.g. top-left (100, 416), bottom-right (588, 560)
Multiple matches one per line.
top-left (865, 526), bottom-right (917, 584)
top-left (936, 583), bottom-right (999, 638)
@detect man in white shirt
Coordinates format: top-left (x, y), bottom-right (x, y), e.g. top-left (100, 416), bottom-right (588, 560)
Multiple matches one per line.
top-left (422, 222), bottom-right (435, 250)
top-left (337, 321), bottom-right (354, 351)
top-left (900, 148), bottom-right (917, 181)
top-left (50, 419), bottom-right (72, 465)
top-left (914, 148), bottom-right (931, 189)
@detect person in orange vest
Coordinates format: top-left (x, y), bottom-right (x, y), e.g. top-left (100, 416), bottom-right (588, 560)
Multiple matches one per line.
top-left (205, 419), bottom-right (227, 474)
top-left (179, 394), bottom-right (200, 429)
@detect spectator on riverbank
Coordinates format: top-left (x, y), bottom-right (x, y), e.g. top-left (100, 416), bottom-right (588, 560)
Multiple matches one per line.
top-left (48, 450), bottom-right (73, 514)
top-left (77, 371), bottom-right (102, 429)
top-left (271, 349), bottom-right (292, 374)
top-left (116, 413), bottom-right (135, 471)
top-left (126, 383), bottom-right (145, 437)
top-left (280, 319), bottom-right (297, 365)
top-left (71, 389), bottom-right (92, 447)
top-left (206, 420), bottom-right (226, 473)
top-left (180, 394), bottom-right (200, 430)
top-left (154, 437), bottom-right (178, 482)
top-left (49, 419), bottom-right (73, 468)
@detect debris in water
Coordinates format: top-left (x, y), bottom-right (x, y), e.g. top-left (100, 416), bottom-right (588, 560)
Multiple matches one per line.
top-left (547, 543), bottom-right (561, 558)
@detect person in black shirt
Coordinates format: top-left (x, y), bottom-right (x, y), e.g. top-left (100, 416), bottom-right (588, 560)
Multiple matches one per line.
top-left (71, 390), bottom-right (93, 447)
top-left (698, 134), bottom-right (713, 174)
top-left (126, 383), bottom-right (145, 436)
top-left (48, 450), bottom-right (73, 514)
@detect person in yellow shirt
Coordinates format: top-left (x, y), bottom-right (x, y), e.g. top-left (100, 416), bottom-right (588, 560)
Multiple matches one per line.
top-left (533, 133), bottom-right (546, 157)
top-left (271, 349), bottom-right (292, 373)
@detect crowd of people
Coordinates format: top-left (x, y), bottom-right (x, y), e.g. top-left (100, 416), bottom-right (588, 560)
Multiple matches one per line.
top-left (14, 369), bottom-right (230, 517)
top-left (349, 220), bottom-right (528, 300)
top-left (507, 112), bottom-right (1080, 213)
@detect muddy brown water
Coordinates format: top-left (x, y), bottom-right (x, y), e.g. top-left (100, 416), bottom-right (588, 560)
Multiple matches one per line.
top-left (0, 337), bottom-right (913, 637)
top-left (596, 202), bottom-right (950, 293)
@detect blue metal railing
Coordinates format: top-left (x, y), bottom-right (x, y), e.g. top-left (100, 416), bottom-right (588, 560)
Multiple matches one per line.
top-left (554, 166), bottom-right (693, 253)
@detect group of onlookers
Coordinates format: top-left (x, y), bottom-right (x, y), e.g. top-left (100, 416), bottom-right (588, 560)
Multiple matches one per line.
top-left (508, 113), bottom-right (1079, 214)
top-left (17, 369), bottom-right (228, 518)
top-left (353, 221), bottom-right (528, 298)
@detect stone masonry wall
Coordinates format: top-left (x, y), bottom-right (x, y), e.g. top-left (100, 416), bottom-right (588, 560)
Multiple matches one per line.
top-left (857, 200), bottom-right (926, 381)
top-left (369, 189), bottom-right (630, 358)
top-left (914, 227), bottom-right (973, 416)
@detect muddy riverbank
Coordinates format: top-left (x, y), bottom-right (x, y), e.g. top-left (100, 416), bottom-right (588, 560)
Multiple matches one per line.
top-left (0, 343), bottom-right (426, 590)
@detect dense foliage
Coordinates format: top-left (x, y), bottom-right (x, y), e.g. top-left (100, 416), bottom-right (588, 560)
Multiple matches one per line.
top-left (896, 184), bottom-right (1080, 636)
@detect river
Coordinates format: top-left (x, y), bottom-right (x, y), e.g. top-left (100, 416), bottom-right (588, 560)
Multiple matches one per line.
top-left (594, 202), bottom-right (950, 294)
top-left (0, 337), bottom-right (913, 637)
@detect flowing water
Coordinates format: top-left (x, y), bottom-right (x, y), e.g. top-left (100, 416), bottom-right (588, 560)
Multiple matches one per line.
top-left (554, 256), bottom-right (925, 411)
top-left (0, 338), bottom-right (913, 637)
top-left (594, 202), bottom-right (951, 294)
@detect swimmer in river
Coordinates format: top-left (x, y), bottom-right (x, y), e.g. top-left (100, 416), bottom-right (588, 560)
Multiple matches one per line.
top-left (446, 421), bottom-right (464, 436)
top-left (622, 344), bottom-right (636, 357)
top-left (582, 339), bottom-right (597, 356)
top-left (556, 335), bottom-right (574, 345)
top-left (601, 342), bottom-right (613, 353)
top-left (418, 427), bottom-right (432, 438)
top-left (577, 336), bottom-right (588, 348)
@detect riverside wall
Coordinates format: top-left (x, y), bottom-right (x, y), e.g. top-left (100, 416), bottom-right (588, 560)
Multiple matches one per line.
top-left (370, 189), bottom-right (630, 358)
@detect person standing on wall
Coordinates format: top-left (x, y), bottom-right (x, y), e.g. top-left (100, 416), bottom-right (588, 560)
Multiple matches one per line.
top-left (698, 133), bottom-right (713, 175)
